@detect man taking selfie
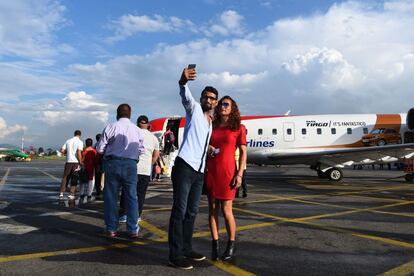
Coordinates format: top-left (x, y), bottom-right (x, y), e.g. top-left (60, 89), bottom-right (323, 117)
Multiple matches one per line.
top-left (168, 65), bottom-right (218, 270)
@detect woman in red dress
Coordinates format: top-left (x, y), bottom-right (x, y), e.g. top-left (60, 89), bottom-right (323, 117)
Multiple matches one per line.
top-left (206, 95), bottom-right (247, 261)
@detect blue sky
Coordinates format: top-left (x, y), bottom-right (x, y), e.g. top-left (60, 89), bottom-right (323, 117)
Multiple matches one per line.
top-left (0, 0), bottom-right (413, 148)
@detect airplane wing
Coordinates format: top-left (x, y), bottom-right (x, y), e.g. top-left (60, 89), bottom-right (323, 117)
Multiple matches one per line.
top-left (266, 143), bottom-right (414, 169)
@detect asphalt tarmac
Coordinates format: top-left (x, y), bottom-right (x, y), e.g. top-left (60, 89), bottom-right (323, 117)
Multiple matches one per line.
top-left (0, 160), bottom-right (413, 275)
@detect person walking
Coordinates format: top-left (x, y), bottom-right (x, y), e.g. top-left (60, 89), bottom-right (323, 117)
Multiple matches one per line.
top-left (80, 138), bottom-right (97, 201)
top-left (94, 133), bottom-right (103, 199)
top-left (205, 96), bottom-right (247, 261)
top-left (119, 115), bottom-right (160, 223)
top-left (168, 66), bottom-right (218, 270)
top-left (163, 127), bottom-right (175, 155)
top-left (96, 104), bottom-right (144, 239)
top-left (59, 130), bottom-right (83, 200)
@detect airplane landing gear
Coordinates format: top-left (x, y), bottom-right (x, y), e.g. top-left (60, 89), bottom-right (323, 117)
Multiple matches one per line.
top-left (326, 168), bottom-right (343, 181)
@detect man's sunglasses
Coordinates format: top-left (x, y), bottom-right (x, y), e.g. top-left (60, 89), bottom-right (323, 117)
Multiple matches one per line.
top-left (202, 95), bottom-right (217, 101)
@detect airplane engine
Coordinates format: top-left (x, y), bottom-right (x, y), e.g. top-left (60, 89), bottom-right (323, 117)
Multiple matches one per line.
top-left (407, 108), bottom-right (414, 131)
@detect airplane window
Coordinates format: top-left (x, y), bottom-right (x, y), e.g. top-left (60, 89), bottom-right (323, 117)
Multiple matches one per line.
top-left (258, 129), bottom-right (263, 135)
top-left (347, 128), bottom-right (352, 134)
top-left (302, 128), bottom-right (306, 135)
top-left (272, 129), bottom-right (277, 135)
top-left (317, 128), bottom-right (322, 135)
top-left (287, 128), bottom-right (292, 135)
top-left (363, 127), bottom-right (368, 134)
top-left (331, 128), bottom-right (336, 135)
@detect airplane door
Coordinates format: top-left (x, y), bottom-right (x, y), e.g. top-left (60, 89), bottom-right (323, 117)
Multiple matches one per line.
top-left (283, 122), bottom-right (295, 142)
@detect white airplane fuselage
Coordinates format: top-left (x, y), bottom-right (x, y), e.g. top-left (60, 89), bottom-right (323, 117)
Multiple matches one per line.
top-left (151, 113), bottom-right (410, 165)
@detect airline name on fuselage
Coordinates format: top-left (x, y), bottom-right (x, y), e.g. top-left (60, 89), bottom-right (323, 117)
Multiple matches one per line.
top-left (306, 120), bottom-right (329, 127)
top-left (247, 139), bottom-right (275, 148)
top-left (306, 120), bottom-right (367, 127)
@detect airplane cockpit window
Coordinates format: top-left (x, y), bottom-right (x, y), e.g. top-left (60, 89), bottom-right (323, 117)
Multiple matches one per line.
top-left (331, 128), bottom-right (336, 135)
top-left (302, 128), bottom-right (306, 135)
top-left (287, 128), bottom-right (292, 135)
top-left (272, 129), bottom-right (277, 135)
top-left (347, 128), bottom-right (352, 134)
top-left (258, 129), bottom-right (263, 135)
top-left (363, 127), bottom-right (368, 134)
top-left (317, 128), bottom-right (322, 135)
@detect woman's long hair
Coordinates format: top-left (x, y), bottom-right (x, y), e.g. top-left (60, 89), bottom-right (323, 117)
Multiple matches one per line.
top-left (213, 95), bottom-right (241, 131)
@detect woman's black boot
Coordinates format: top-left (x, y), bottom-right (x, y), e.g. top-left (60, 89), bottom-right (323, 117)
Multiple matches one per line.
top-left (221, 240), bottom-right (235, 261)
top-left (211, 239), bottom-right (220, 261)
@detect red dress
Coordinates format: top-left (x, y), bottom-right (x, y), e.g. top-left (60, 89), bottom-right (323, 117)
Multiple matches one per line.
top-left (83, 147), bottom-right (97, 181)
top-left (206, 124), bottom-right (246, 200)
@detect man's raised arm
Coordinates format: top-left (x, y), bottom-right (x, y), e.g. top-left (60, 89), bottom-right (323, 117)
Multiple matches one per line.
top-left (179, 67), bottom-right (197, 113)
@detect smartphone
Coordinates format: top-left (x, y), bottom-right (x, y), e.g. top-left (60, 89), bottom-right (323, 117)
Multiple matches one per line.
top-left (188, 64), bottom-right (196, 69)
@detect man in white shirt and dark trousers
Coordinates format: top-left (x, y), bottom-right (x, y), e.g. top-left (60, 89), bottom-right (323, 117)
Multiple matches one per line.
top-left (59, 130), bottom-right (83, 200)
top-left (119, 115), bottom-right (160, 223)
top-left (168, 66), bottom-right (218, 270)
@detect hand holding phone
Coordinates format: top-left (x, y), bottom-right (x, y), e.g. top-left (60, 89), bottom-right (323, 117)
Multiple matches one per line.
top-left (179, 64), bottom-right (197, 85)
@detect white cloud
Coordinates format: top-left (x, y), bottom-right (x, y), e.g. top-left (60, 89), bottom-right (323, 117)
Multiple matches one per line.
top-left (36, 91), bottom-right (109, 126)
top-left (0, 0), bottom-right (71, 60)
top-left (203, 10), bottom-right (245, 36)
top-left (71, 0), bottom-right (414, 119)
top-left (107, 14), bottom-right (197, 42)
top-left (0, 117), bottom-right (27, 139)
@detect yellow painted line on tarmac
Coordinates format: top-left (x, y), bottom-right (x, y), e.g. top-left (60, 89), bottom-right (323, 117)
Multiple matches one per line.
top-left (250, 194), bottom-right (414, 219)
top-left (38, 169), bottom-right (60, 182)
top-left (0, 168), bottom-right (10, 187)
top-left (193, 222), bottom-right (276, 238)
top-left (381, 259), bottom-right (414, 276)
top-left (233, 207), bottom-right (290, 222)
top-left (206, 260), bottom-right (256, 276)
top-left (346, 194), bottom-right (408, 203)
top-left (0, 241), bottom-right (146, 263)
top-left (351, 233), bottom-right (414, 250)
top-left (290, 201), bottom-right (414, 222)
top-left (233, 206), bottom-right (414, 251)
top-left (139, 220), bottom-right (168, 242)
top-left (138, 220), bottom-right (257, 275)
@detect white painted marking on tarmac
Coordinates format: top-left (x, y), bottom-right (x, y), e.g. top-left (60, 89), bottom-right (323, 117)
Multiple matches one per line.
top-left (145, 192), bottom-right (161, 199)
top-left (0, 223), bottom-right (38, 235)
top-left (0, 168), bottom-right (10, 191)
top-left (38, 169), bottom-right (60, 182)
top-left (38, 211), bottom-right (73, 217)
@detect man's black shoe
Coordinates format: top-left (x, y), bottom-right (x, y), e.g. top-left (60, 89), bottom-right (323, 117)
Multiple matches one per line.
top-left (185, 251), bottom-right (206, 261)
top-left (168, 258), bottom-right (193, 270)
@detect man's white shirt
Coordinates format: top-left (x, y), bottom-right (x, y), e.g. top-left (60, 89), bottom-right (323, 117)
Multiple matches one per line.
top-left (137, 129), bottom-right (160, 176)
top-left (62, 136), bottom-right (83, 163)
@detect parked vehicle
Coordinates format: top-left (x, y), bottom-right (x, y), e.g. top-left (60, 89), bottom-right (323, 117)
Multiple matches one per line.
top-left (362, 128), bottom-right (402, 146)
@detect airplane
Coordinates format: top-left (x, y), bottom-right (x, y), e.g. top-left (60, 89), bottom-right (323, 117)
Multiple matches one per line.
top-left (0, 148), bottom-right (30, 161)
top-left (149, 108), bottom-right (414, 181)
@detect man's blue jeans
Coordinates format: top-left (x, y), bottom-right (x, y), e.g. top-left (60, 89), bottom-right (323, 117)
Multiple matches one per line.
top-left (168, 157), bottom-right (204, 260)
top-left (104, 158), bottom-right (139, 234)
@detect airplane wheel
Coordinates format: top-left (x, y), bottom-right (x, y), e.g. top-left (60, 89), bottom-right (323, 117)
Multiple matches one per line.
top-left (327, 168), bottom-right (343, 181)
top-left (377, 139), bottom-right (387, 146)
top-left (405, 174), bottom-right (413, 182)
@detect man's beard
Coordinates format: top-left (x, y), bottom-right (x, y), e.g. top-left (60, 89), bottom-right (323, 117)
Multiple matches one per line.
top-left (201, 103), bottom-right (212, 112)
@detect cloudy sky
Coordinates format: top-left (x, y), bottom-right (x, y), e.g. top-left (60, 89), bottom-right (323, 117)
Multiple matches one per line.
top-left (0, 0), bottom-right (413, 148)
